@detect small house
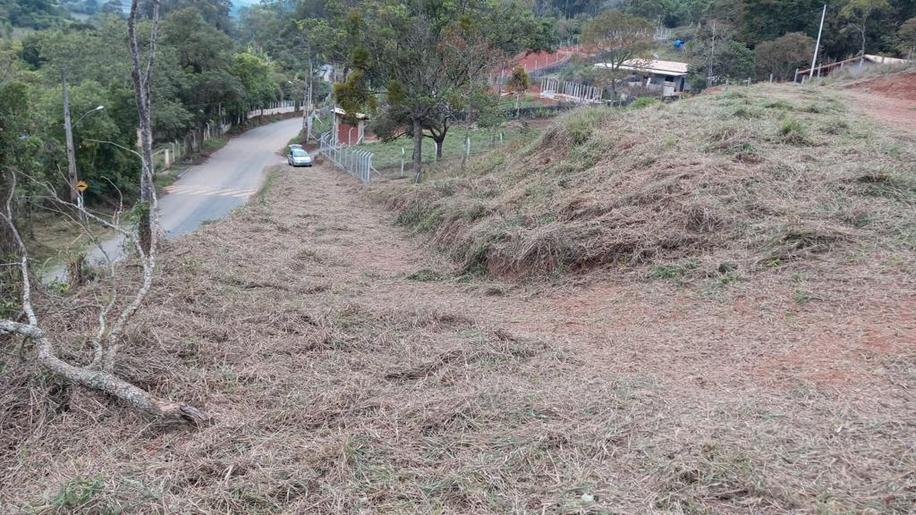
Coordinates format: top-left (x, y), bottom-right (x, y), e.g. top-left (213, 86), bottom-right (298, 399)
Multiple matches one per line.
top-left (595, 59), bottom-right (690, 97)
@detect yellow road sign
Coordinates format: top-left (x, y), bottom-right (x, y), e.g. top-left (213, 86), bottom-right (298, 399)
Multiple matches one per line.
top-left (76, 180), bottom-right (88, 193)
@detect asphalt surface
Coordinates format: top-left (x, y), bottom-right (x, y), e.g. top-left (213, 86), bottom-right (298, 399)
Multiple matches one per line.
top-left (159, 117), bottom-right (303, 237)
top-left (48, 117), bottom-right (304, 279)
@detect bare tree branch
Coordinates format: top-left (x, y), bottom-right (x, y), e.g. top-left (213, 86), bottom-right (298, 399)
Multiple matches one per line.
top-left (1, 168), bottom-right (209, 425)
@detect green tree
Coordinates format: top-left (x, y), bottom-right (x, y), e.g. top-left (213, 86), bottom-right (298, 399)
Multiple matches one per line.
top-left (755, 32), bottom-right (815, 81)
top-left (100, 0), bottom-right (123, 14)
top-left (580, 10), bottom-right (654, 98)
top-left (338, 0), bottom-right (553, 181)
top-left (143, 0), bottom-right (232, 33)
top-left (233, 48), bottom-right (279, 108)
top-left (0, 41), bottom-right (50, 267)
top-left (0, 0), bottom-right (71, 29)
top-left (506, 65), bottom-right (530, 116)
top-left (33, 26), bottom-right (141, 200)
top-left (895, 17), bottom-right (916, 57)
top-left (687, 34), bottom-right (754, 90)
top-left (159, 7), bottom-right (242, 134)
top-left (841, 0), bottom-right (892, 62)
top-left (625, 0), bottom-right (713, 28)
top-left (737, 0), bottom-right (822, 46)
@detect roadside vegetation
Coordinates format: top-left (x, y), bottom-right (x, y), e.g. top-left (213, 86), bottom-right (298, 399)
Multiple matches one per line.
top-left (4, 122), bottom-right (913, 510)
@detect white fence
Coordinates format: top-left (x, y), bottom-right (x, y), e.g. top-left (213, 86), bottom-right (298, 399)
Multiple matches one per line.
top-left (318, 131), bottom-right (378, 184)
top-left (539, 78), bottom-right (603, 104)
top-left (155, 117), bottom-right (234, 171)
top-left (246, 100), bottom-right (303, 120)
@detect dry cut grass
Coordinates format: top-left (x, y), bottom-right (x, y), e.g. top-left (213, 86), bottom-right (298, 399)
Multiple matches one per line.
top-left (377, 82), bottom-right (916, 281)
top-left (1, 83), bottom-right (914, 514)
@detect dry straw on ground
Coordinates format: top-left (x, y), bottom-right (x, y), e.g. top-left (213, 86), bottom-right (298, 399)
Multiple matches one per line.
top-left (380, 81), bottom-right (915, 282)
top-left (1, 78), bottom-right (914, 513)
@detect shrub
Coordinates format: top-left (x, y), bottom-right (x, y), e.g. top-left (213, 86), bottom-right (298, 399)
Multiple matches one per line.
top-left (778, 118), bottom-right (810, 145)
top-left (631, 97), bottom-right (659, 109)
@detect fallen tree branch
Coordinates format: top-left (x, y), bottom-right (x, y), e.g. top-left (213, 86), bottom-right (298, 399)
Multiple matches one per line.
top-left (0, 321), bottom-right (209, 425)
top-left (1, 170), bottom-right (211, 426)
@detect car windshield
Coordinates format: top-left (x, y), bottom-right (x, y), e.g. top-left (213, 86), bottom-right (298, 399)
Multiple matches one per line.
top-left (292, 149), bottom-right (307, 157)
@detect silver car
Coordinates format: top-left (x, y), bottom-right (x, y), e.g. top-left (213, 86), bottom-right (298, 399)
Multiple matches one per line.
top-left (287, 147), bottom-right (313, 167)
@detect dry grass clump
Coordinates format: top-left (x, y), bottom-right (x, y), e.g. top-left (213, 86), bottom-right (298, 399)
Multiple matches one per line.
top-left (377, 83), bottom-right (916, 280)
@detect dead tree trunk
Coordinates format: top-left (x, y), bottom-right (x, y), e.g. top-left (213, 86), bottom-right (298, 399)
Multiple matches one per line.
top-left (412, 117), bottom-right (423, 183)
top-left (0, 320), bottom-right (208, 424)
top-left (128, 0), bottom-right (160, 255)
top-left (62, 71), bottom-right (79, 204)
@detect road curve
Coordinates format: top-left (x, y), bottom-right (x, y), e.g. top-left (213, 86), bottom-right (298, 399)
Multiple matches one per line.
top-left (160, 117), bottom-right (302, 237)
top-left (74, 117), bottom-right (303, 272)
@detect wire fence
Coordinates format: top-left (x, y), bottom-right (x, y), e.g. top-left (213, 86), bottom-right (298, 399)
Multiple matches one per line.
top-left (318, 131), bottom-right (378, 184)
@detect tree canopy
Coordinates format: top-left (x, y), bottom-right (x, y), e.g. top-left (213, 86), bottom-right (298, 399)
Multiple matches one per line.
top-left (328, 0), bottom-right (557, 180)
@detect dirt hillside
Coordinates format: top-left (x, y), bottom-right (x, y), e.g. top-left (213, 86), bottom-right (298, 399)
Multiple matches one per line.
top-left (843, 69), bottom-right (916, 131)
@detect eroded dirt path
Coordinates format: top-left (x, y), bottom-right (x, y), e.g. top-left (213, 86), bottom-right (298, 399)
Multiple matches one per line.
top-left (3, 162), bottom-right (914, 513)
top-left (842, 70), bottom-right (916, 132)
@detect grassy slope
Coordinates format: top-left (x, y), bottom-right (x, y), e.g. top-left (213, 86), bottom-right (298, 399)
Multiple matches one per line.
top-left (379, 82), bottom-right (916, 280)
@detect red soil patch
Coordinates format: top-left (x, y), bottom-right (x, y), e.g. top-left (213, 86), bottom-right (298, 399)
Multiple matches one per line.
top-left (850, 70), bottom-right (916, 101)
top-left (508, 46), bottom-right (593, 74)
top-left (844, 70), bottom-right (916, 131)
top-left (513, 49), bottom-right (572, 73)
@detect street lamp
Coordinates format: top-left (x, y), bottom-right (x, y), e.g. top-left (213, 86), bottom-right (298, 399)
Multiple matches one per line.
top-left (75, 105), bottom-right (105, 127)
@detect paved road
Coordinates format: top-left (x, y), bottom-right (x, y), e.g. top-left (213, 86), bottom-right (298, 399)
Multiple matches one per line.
top-left (49, 117), bottom-right (303, 278)
top-left (159, 117), bottom-right (302, 237)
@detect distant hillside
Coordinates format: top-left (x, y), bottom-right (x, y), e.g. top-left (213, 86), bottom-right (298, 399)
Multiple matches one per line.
top-left (0, 0), bottom-right (71, 29)
top-left (379, 79), bottom-right (916, 280)
top-left (229, 0), bottom-right (256, 17)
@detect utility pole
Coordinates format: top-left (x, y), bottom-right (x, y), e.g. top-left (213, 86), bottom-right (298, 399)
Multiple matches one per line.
top-left (810, 4), bottom-right (827, 80)
top-left (706, 20), bottom-right (717, 87)
top-left (62, 71), bottom-right (78, 205)
top-left (304, 50), bottom-right (313, 143)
